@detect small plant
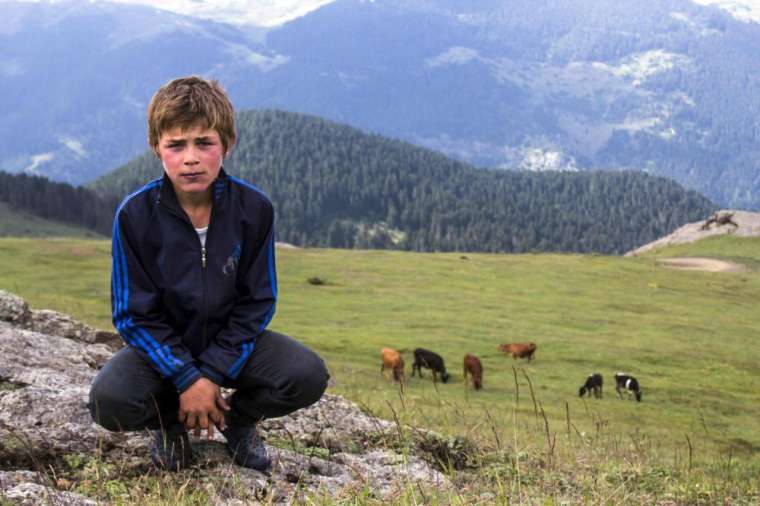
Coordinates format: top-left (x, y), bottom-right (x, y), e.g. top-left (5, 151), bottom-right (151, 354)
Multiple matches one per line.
top-left (63, 453), bottom-right (85, 470)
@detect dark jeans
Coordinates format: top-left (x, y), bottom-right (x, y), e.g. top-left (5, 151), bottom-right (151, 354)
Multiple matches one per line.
top-left (89, 330), bottom-right (329, 432)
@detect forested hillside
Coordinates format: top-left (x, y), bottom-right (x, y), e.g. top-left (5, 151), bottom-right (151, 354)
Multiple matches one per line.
top-left (0, 172), bottom-right (116, 236)
top-left (90, 110), bottom-right (715, 254)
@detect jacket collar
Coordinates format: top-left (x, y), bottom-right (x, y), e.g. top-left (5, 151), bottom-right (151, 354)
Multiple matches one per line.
top-left (158, 168), bottom-right (230, 217)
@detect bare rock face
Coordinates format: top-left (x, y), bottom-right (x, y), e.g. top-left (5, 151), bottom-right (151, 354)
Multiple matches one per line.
top-left (0, 292), bottom-right (452, 504)
top-left (626, 209), bottom-right (760, 256)
top-left (26, 310), bottom-right (122, 350)
top-left (0, 290), bottom-right (29, 325)
top-left (2, 480), bottom-right (97, 506)
top-left (0, 291), bottom-right (121, 350)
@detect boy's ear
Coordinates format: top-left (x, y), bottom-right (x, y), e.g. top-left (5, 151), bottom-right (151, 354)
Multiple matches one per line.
top-left (226, 137), bottom-right (237, 158)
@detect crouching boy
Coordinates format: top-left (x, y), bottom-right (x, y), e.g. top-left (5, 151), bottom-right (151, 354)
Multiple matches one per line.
top-left (89, 76), bottom-right (329, 471)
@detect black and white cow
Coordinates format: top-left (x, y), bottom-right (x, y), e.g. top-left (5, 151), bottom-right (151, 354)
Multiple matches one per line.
top-left (579, 373), bottom-right (603, 398)
top-left (412, 348), bottom-right (450, 383)
top-left (614, 372), bottom-right (642, 402)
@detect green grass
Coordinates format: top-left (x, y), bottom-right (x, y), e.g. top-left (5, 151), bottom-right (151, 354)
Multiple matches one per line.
top-left (1, 235), bottom-right (759, 502)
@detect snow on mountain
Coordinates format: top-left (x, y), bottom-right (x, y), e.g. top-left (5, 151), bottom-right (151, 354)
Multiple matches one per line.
top-left (59, 137), bottom-right (87, 159)
top-left (23, 153), bottom-right (55, 174)
top-left (692, 0), bottom-right (760, 23)
top-left (0, 0), bottom-right (336, 27)
top-left (593, 50), bottom-right (693, 87)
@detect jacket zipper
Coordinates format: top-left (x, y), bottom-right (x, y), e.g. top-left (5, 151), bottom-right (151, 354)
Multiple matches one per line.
top-left (159, 198), bottom-right (212, 351)
top-left (201, 245), bottom-right (208, 351)
top-left (202, 205), bottom-right (216, 353)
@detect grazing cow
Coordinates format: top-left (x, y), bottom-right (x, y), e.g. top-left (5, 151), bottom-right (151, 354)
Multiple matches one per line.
top-left (412, 348), bottom-right (450, 383)
top-left (380, 348), bottom-right (404, 382)
top-left (497, 342), bottom-right (537, 361)
top-left (578, 373), bottom-right (603, 398)
top-left (614, 372), bottom-right (642, 402)
top-left (463, 354), bottom-right (483, 390)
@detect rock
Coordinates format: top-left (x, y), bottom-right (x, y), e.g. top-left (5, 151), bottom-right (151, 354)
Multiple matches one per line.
top-left (2, 482), bottom-right (97, 505)
top-left (0, 290), bottom-right (29, 325)
top-left (92, 330), bottom-right (122, 350)
top-left (27, 311), bottom-right (122, 351)
top-left (0, 291), bottom-right (453, 503)
top-left (27, 310), bottom-right (97, 342)
top-left (0, 291), bottom-right (121, 351)
top-left (626, 209), bottom-right (760, 256)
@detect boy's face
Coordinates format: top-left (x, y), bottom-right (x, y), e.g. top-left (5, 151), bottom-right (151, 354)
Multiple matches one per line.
top-left (157, 124), bottom-right (226, 199)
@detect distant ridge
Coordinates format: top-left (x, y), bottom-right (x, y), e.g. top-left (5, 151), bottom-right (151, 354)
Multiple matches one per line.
top-left (90, 109), bottom-right (716, 255)
top-left (625, 210), bottom-right (760, 256)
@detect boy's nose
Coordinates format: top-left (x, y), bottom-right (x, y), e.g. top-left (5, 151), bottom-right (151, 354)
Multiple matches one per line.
top-left (183, 146), bottom-right (200, 164)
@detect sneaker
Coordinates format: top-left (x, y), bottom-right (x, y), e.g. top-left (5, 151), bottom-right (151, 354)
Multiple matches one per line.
top-left (222, 424), bottom-right (270, 471)
top-left (151, 426), bottom-right (194, 471)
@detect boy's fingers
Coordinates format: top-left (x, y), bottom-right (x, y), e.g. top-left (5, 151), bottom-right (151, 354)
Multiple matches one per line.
top-left (207, 422), bottom-right (215, 440)
top-left (210, 410), bottom-right (225, 432)
top-left (184, 413), bottom-right (197, 431)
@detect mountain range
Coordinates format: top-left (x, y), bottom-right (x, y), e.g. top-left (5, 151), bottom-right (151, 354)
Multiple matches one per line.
top-left (0, 109), bottom-right (716, 252)
top-left (2, 0), bottom-right (760, 208)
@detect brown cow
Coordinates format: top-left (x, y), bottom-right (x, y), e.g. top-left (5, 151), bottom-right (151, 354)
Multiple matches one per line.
top-left (497, 342), bottom-right (537, 361)
top-left (380, 348), bottom-right (405, 382)
top-left (463, 354), bottom-right (483, 390)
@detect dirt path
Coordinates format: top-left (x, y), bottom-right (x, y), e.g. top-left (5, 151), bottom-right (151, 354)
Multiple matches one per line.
top-left (656, 257), bottom-right (749, 273)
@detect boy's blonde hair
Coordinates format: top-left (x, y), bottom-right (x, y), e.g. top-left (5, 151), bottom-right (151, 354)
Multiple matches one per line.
top-left (147, 76), bottom-right (236, 155)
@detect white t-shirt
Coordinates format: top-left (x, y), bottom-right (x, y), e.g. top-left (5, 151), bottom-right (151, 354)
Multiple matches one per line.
top-left (196, 226), bottom-right (208, 248)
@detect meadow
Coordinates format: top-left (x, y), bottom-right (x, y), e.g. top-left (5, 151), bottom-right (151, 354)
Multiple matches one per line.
top-left (1, 235), bottom-right (759, 503)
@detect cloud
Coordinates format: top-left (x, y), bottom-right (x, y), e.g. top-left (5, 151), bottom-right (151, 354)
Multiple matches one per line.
top-left (23, 153), bottom-right (55, 174)
top-left (425, 47), bottom-right (481, 68)
top-left (224, 43), bottom-right (289, 72)
top-left (59, 137), bottom-right (88, 159)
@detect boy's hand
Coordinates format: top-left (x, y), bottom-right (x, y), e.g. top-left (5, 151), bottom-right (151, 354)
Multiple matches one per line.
top-left (178, 378), bottom-right (231, 440)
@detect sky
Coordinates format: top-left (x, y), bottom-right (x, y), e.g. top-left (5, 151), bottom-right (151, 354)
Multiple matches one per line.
top-left (1, 0), bottom-right (338, 26)
top-left (3, 0), bottom-right (760, 26)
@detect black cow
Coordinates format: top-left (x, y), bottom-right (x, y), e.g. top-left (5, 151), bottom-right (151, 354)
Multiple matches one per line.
top-left (614, 372), bottom-right (642, 402)
top-left (412, 348), bottom-right (450, 383)
top-left (579, 373), bottom-right (603, 398)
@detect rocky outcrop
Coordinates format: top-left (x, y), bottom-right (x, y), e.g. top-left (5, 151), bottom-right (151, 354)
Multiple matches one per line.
top-left (0, 290), bottom-right (121, 349)
top-left (626, 210), bottom-right (760, 256)
top-left (0, 291), bottom-right (453, 504)
top-left (0, 291), bottom-right (28, 325)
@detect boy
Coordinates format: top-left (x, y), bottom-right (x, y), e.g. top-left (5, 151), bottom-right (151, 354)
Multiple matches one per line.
top-left (89, 76), bottom-right (328, 472)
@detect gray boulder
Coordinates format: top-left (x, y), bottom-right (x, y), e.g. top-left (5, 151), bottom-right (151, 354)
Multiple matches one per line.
top-left (0, 290), bottom-right (121, 350)
top-left (0, 290), bottom-right (29, 325)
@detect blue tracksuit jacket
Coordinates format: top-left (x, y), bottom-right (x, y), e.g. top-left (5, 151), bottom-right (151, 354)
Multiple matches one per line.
top-left (111, 169), bottom-right (277, 393)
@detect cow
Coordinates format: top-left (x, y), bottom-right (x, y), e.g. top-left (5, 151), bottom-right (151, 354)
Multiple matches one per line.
top-left (380, 348), bottom-right (404, 382)
top-left (497, 342), bottom-right (537, 361)
top-left (578, 373), bottom-right (603, 398)
top-left (412, 348), bottom-right (450, 383)
top-left (463, 354), bottom-right (483, 390)
top-left (614, 372), bottom-right (642, 402)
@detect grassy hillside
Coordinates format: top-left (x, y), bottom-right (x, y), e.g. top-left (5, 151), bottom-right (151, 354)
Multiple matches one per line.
top-left (0, 201), bottom-right (103, 238)
top-left (1, 236), bottom-right (758, 501)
